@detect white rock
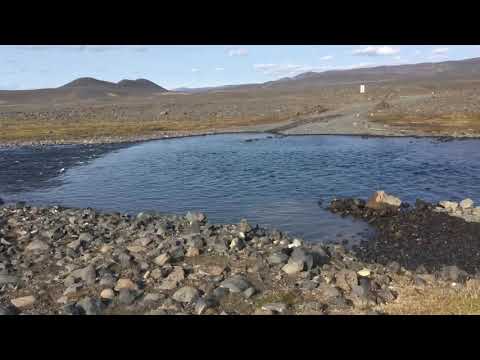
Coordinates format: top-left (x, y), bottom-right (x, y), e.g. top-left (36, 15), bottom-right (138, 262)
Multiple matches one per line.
top-left (439, 201), bottom-right (458, 212)
top-left (357, 268), bottom-right (371, 277)
top-left (366, 191), bottom-right (402, 208)
top-left (100, 288), bottom-right (115, 300)
top-left (11, 295), bottom-right (36, 309)
top-left (288, 239), bottom-right (303, 248)
top-left (460, 198), bottom-right (474, 210)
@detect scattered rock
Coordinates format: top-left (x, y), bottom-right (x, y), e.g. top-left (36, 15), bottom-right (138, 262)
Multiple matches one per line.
top-left (114, 278), bottom-right (138, 291)
top-left (118, 289), bottom-right (136, 305)
top-left (366, 191), bottom-right (402, 209)
top-left (172, 286), bottom-right (200, 303)
top-left (11, 295), bottom-right (36, 309)
top-left (460, 198), bottom-right (474, 210)
top-left (100, 288), bottom-right (115, 300)
top-left (154, 254), bottom-right (171, 266)
top-left (281, 260), bottom-right (304, 274)
top-left (261, 303), bottom-right (288, 314)
top-left (25, 240), bottom-right (49, 252)
top-left (220, 275), bottom-right (252, 293)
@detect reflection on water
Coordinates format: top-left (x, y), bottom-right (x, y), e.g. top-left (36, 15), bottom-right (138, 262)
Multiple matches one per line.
top-left (1, 134), bottom-right (480, 243)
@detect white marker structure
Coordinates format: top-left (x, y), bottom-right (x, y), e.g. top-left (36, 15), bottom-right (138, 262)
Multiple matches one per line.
top-left (360, 84), bottom-right (365, 94)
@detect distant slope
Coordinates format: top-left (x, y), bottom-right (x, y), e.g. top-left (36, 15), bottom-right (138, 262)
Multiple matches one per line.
top-left (2, 57), bottom-right (480, 105)
top-left (0, 77), bottom-right (168, 105)
top-left (263, 57), bottom-right (480, 88)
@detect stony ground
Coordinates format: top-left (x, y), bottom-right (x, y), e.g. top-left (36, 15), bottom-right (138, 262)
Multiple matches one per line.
top-left (1, 199), bottom-right (480, 315)
top-left (3, 79), bottom-right (480, 146)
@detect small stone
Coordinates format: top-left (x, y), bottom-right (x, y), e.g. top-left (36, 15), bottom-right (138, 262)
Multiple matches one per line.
top-left (366, 191), bottom-right (402, 208)
top-left (261, 303), bottom-right (287, 314)
top-left (195, 297), bottom-right (217, 315)
top-left (63, 283), bottom-right (83, 296)
top-left (127, 245), bottom-right (145, 253)
top-left (172, 286), bottom-right (200, 303)
top-left (77, 297), bottom-right (101, 315)
top-left (198, 265), bottom-right (225, 276)
top-left (230, 237), bottom-right (246, 250)
top-left (114, 278), bottom-right (138, 291)
top-left (118, 289), bottom-right (136, 305)
top-left (67, 240), bottom-right (82, 251)
top-left (243, 287), bottom-right (256, 299)
top-left (78, 233), bottom-right (94, 243)
top-left (0, 305), bottom-right (17, 315)
top-left (288, 239), bottom-right (303, 248)
top-left (159, 267), bottom-right (185, 290)
top-left (186, 247), bottom-right (200, 257)
top-left (143, 293), bottom-right (162, 303)
top-left (11, 295), bottom-right (36, 309)
top-left (439, 201), bottom-right (459, 212)
top-left (99, 274), bottom-right (115, 288)
top-left (220, 275), bottom-right (251, 293)
top-left (213, 287), bottom-right (229, 299)
top-left (268, 252), bottom-right (289, 265)
top-left (282, 260), bottom-right (304, 274)
top-left (71, 264), bottom-right (96, 285)
top-left (100, 245), bottom-right (113, 254)
top-left (318, 283), bottom-right (342, 300)
top-left (357, 268), bottom-right (371, 277)
top-left (154, 254), bottom-right (171, 266)
top-left (335, 269), bottom-right (358, 292)
top-left (254, 308), bottom-right (274, 315)
top-left (100, 288), bottom-right (115, 300)
top-left (25, 240), bottom-right (49, 252)
top-left (139, 237), bottom-right (153, 247)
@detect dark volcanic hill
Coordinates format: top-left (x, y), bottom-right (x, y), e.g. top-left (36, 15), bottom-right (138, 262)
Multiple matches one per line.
top-left (0, 77), bottom-right (168, 105)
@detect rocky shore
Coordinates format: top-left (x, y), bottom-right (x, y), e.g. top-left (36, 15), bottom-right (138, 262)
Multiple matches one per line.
top-left (1, 195), bottom-right (480, 315)
top-left (329, 193), bottom-right (480, 275)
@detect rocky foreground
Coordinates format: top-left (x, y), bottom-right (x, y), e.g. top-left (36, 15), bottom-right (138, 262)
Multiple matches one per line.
top-left (1, 196), bottom-right (480, 315)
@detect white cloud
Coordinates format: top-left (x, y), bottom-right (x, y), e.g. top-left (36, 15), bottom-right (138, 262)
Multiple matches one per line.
top-left (227, 47), bottom-right (249, 57)
top-left (352, 46), bottom-right (400, 56)
top-left (320, 55), bottom-right (333, 60)
top-left (191, 68), bottom-right (199, 73)
top-left (432, 47), bottom-right (449, 54)
top-left (215, 67), bottom-right (225, 71)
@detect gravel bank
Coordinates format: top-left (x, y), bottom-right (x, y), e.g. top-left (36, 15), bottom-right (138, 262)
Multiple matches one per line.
top-left (1, 201), bottom-right (478, 315)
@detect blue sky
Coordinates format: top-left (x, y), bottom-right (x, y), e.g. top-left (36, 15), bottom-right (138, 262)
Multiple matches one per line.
top-left (1, 45), bottom-right (480, 90)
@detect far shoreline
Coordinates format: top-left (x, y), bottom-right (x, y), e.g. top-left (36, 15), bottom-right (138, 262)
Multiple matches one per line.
top-left (2, 128), bottom-right (480, 149)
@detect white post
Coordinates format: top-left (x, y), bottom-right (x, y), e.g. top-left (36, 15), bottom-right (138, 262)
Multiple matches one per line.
top-left (360, 84), bottom-right (365, 94)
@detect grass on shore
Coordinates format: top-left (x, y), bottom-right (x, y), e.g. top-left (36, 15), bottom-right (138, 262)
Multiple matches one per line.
top-left (371, 113), bottom-right (480, 135)
top-left (380, 283), bottom-right (480, 315)
top-left (0, 114), bottom-right (292, 143)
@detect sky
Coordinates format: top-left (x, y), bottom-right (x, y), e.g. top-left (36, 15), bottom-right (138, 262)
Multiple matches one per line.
top-left (1, 45), bottom-right (480, 90)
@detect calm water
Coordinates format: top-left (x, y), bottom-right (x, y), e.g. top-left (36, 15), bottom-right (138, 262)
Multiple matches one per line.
top-left (1, 134), bottom-right (480, 243)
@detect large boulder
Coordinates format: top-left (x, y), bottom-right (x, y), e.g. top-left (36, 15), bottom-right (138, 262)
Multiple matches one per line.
top-left (366, 191), bottom-right (402, 209)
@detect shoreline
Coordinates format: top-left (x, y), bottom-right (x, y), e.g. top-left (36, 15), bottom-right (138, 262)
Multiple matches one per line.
top-left (1, 128), bottom-right (480, 149)
top-left (1, 197), bottom-right (480, 315)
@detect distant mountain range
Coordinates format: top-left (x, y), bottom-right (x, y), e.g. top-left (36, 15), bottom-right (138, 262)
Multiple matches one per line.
top-left (175, 57), bottom-right (480, 92)
top-left (2, 57), bottom-right (480, 104)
